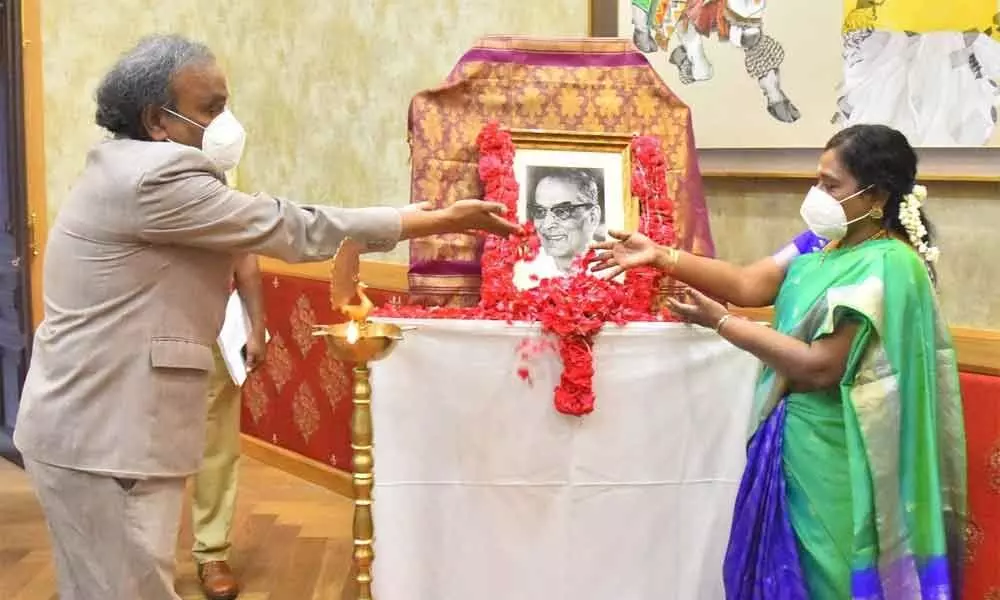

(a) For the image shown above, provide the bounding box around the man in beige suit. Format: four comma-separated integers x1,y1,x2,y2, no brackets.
13,34,517,600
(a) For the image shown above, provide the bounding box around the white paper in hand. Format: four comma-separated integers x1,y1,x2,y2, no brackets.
216,291,269,386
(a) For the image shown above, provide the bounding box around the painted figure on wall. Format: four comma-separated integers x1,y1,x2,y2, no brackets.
836,0,1000,145
630,0,801,123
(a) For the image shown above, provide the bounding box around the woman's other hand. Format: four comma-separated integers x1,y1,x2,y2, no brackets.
665,288,729,330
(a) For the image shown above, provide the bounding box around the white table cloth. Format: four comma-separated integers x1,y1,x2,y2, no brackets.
369,319,760,600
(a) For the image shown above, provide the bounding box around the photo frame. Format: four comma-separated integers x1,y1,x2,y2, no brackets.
508,129,638,288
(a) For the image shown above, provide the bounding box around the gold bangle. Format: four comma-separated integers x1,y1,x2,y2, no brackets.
715,313,732,333
661,247,680,273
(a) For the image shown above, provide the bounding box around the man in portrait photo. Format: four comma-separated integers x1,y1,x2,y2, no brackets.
530,165,606,264
513,166,606,289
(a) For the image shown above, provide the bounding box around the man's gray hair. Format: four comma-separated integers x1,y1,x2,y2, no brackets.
528,166,603,209
555,169,600,207
95,34,215,140
532,167,601,207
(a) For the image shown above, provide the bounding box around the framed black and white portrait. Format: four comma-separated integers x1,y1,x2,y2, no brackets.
509,130,637,289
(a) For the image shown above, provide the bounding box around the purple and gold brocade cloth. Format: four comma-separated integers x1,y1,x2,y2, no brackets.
407,36,716,307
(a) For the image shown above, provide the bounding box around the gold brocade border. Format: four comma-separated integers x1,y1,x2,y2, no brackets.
258,259,1000,376
474,35,636,54
408,274,481,292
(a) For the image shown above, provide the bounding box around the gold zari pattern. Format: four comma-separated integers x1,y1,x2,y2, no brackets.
407,36,715,306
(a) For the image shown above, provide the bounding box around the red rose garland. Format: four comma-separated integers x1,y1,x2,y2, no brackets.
625,135,677,315
378,121,677,416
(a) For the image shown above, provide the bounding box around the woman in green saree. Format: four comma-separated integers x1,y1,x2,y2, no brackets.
591,124,966,599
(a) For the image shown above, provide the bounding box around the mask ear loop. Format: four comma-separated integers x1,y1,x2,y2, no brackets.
858,184,881,221
160,106,206,130
837,183,874,205
841,185,881,227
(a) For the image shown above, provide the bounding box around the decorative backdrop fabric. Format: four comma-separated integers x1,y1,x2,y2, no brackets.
368,319,758,599
407,36,715,307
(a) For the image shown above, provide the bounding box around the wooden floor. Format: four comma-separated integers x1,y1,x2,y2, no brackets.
0,456,355,599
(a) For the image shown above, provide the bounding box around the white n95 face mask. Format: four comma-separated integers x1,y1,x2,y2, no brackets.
799,185,873,241
162,107,247,173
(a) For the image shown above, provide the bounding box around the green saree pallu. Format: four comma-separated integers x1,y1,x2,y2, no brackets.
633,0,655,13
723,238,967,599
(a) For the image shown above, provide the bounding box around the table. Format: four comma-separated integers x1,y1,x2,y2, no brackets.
369,319,760,600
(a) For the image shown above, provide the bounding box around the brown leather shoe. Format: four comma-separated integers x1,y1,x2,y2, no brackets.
198,560,240,600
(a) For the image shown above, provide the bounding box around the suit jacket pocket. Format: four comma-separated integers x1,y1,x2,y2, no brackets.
149,337,214,371
146,338,214,472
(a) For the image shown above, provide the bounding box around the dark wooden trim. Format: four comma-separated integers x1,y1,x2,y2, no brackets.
2,1,29,255
3,1,33,326
0,427,22,467
589,0,618,37
0,0,34,438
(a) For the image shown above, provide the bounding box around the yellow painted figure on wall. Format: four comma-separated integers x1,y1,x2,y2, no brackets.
630,0,800,124
846,0,995,33
836,0,1000,145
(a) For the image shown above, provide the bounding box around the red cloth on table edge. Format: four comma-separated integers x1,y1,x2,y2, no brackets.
959,371,1000,599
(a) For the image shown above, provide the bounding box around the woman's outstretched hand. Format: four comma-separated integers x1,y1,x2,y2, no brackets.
665,288,729,330
589,230,661,279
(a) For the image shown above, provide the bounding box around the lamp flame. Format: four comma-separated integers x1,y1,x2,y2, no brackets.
345,320,360,344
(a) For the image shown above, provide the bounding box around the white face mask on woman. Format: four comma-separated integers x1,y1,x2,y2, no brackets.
799,184,874,241
161,107,246,172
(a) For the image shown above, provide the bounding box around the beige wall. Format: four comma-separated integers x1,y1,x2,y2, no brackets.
41,0,590,264
40,1,998,328
706,178,1000,329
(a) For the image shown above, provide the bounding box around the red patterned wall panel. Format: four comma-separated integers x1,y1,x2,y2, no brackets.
239,272,407,471
961,373,1000,599
244,271,1000,595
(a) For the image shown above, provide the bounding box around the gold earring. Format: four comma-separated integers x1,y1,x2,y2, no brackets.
871,206,884,220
